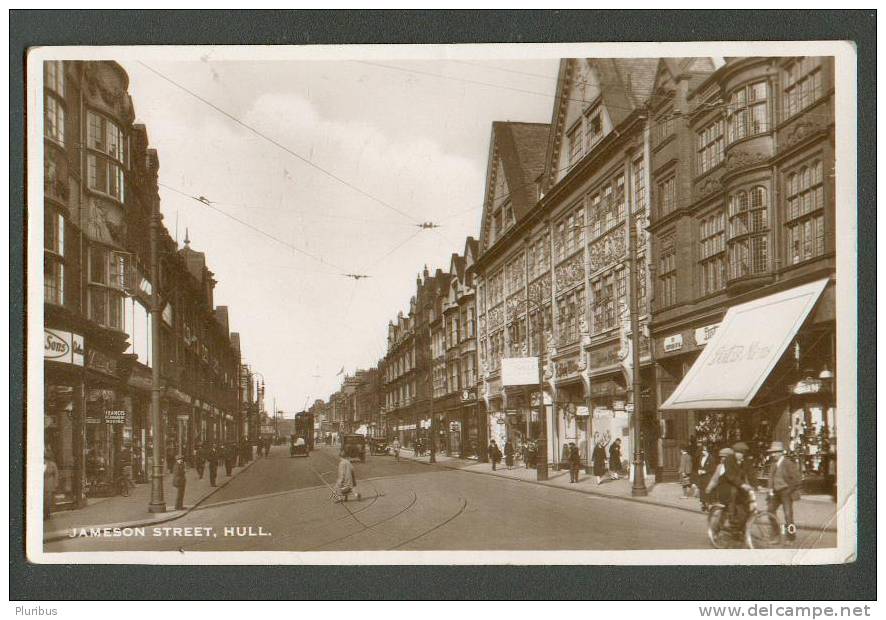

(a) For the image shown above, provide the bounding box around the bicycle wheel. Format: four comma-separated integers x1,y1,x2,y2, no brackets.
746,510,782,549
707,505,731,549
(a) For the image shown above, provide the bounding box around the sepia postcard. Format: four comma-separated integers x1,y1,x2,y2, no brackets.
24,40,858,565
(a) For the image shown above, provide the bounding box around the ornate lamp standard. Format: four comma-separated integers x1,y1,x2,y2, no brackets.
148,194,165,513
516,295,550,482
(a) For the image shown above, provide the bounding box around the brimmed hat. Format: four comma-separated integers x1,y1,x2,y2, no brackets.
767,441,785,453
718,447,734,457
732,441,750,453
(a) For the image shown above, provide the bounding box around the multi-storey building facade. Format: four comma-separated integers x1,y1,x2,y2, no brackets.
653,57,837,488
42,60,249,510
382,268,442,448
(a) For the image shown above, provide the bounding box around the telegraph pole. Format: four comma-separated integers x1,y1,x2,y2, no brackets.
148,195,166,513
428,324,436,464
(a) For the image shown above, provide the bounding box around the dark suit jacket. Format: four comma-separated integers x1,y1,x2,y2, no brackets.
769,457,802,496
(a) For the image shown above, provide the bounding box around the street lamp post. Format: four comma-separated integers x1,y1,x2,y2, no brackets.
532,299,548,482
148,196,166,513
626,160,648,498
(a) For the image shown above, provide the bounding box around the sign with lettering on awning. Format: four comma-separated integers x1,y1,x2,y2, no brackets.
661,279,829,410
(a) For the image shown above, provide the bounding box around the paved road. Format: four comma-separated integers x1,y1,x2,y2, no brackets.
46,444,836,552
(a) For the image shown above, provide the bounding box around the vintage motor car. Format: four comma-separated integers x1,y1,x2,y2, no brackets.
339,434,367,462
369,438,390,455
290,434,309,457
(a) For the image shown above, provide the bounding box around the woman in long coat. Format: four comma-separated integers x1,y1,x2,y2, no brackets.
592,440,608,484
609,438,623,480
504,441,515,469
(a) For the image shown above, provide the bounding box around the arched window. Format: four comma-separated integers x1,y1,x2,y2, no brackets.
727,186,769,279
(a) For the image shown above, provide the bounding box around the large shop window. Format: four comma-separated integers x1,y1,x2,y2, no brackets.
86,110,126,201
785,160,826,265
727,187,770,279
783,57,823,119
44,210,65,305
88,245,128,330
699,211,726,295
727,81,769,143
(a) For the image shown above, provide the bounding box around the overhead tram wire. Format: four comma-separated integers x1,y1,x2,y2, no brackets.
157,183,350,276
138,62,422,227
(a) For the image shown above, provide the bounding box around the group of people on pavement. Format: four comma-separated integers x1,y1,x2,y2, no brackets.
679,439,802,540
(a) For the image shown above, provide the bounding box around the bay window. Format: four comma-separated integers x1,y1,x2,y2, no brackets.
658,236,677,309
88,245,128,330
727,82,769,143
86,110,126,201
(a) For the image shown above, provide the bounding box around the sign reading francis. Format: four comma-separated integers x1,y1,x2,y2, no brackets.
501,357,540,386
660,279,829,410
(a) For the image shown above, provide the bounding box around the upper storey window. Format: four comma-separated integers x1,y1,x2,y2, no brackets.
86,111,126,202
727,186,770,279
44,62,65,146
566,104,605,170
697,119,725,175
726,82,768,143
783,57,824,119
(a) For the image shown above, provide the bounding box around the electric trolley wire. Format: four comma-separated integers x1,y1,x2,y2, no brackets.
158,182,350,275
139,61,422,226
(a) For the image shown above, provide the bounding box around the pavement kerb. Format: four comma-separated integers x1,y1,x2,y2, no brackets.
43,457,260,544
399,453,837,534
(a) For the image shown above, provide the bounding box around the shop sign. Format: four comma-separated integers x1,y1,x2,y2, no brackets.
694,323,721,347
461,389,475,402
792,378,823,395
590,379,622,398
44,328,85,366
593,407,613,418
177,414,190,421
449,422,461,432
86,348,116,377
105,410,126,424
501,357,539,386
575,405,590,417
85,417,102,424
663,334,684,352
613,400,625,411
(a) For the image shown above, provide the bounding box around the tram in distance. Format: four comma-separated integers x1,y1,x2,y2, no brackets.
290,413,315,455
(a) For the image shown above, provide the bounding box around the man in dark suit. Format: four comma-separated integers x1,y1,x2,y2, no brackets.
766,441,802,540
696,445,716,512
723,442,755,529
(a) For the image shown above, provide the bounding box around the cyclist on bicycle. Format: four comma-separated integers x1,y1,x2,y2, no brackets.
722,442,757,531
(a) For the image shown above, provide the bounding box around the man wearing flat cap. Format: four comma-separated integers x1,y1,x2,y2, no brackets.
723,442,756,529
766,441,801,540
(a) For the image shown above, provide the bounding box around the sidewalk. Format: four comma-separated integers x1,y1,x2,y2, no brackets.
43,456,258,543
397,448,838,533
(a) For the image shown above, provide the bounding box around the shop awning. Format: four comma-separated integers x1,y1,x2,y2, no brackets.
660,279,829,410
355,425,368,436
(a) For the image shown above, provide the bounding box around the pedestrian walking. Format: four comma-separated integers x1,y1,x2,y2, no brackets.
172,455,187,510
766,441,801,540
488,440,502,471
263,437,270,458
391,437,401,462
568,442,581,483
608,438,623,480
678,445,694,499
207,444,218,487
592,440,607,484
331,453,360,503
696,445,716,511
165,441,176,474
504,440,515,470
44,449,58,521
195,442,206,479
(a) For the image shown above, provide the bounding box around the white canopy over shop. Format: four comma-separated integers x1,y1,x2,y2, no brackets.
661,279,829,410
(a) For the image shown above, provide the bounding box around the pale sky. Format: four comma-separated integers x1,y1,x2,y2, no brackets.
122,55,560,415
